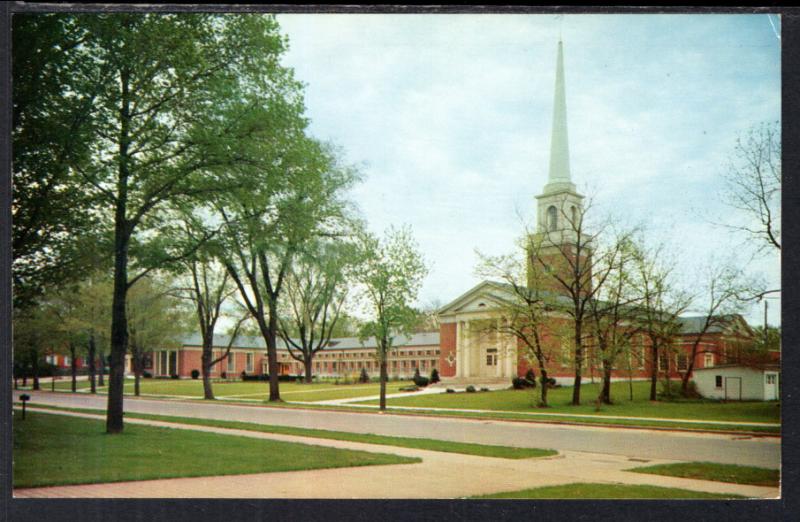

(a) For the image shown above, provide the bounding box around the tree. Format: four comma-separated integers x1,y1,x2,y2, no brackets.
587,235,642,404
12,14,103,309
126,276,187,396
278,241,356,383
629,241,691,401
527,197,628,405
13,304,61,391
677,263,756,396
216,136,358,402
38,13,304,433
357,227,428,411
720,121,781,253
475,242,556,408
177,255,239,399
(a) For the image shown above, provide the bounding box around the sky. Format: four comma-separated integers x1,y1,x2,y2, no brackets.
275,13,782,327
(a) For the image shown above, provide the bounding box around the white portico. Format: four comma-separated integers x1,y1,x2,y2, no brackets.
437,281,519,382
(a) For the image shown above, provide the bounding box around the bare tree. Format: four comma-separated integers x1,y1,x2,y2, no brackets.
678,263,758,396
278,241,354,383
721,121,781,253
527,196,627,406
475,240,556,407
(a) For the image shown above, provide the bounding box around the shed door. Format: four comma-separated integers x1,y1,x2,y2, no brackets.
725,377,742,401
765,373,778,400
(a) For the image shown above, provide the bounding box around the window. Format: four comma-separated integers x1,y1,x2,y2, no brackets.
486,348,498,366
570,205,577,226
227,352,235,373
547,205,558,231
766,374,776,385
703,353,714,368
658,352,669,372
676,354,688,372
246,353,254,373
715,375,723,388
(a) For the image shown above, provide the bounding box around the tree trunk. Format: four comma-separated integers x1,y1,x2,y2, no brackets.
599,363,612,405
649,342,658,401
32,352,40,391
134,370,140,396
539,368,549,408
70,343,77,392
304,358,313,384
572,326,582,405
106,64,132,435
88,332,97,394
680,355,695,397
379,354,388,411
98,354,105,387
265,298,281,402
202,338,215,400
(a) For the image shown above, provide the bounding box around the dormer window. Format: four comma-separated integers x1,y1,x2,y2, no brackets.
547,205,558,231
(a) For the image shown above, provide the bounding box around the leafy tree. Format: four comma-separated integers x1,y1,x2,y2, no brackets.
278,241,358,383
126,276,188,396
628,241,691,401
31,13,305,433
357,226,428,411
12,14,103,308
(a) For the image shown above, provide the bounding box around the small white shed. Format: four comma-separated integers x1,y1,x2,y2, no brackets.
692,364,780,401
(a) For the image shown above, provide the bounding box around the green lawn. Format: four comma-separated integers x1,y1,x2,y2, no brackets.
19,403,557,460
360,381,780,424
631,462,779,487
471,483,746,499
13,411,419,488
28,378,415,402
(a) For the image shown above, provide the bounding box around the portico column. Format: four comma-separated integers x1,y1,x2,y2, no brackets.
497,318,503,378
463,321,471,378
505,328,516,378
456,321,463,378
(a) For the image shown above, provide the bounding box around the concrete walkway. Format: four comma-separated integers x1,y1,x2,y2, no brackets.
13,407,779,499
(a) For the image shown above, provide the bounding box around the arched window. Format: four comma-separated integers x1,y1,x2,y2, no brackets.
547,205,558,231
570,205,577,226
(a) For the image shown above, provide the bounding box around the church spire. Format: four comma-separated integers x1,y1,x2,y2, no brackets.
544,39,574,193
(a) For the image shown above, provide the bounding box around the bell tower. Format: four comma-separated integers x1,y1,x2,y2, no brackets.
528,40,590,292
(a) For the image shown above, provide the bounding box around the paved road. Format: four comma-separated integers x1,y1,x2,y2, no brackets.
14,390,781,469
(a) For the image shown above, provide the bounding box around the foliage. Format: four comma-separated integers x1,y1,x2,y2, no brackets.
191,369,200,380
466,385,477,393
430,368,440,384
357,226,428,410
359,368,370,383
413,375,430,387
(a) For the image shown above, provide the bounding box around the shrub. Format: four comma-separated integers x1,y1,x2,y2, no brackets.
480,387,489,392
170,373,179,380
399,385,419,392
221,371,227,379
681,380,701,399
446,388,456,393
190,369,200,380
143,371,153,379
413,367,421,380
512,377,528,390
430,368,440,384
658,379,680,399
524,368,536,384
413,374,430,387
359,368,370,383
465,385,476,393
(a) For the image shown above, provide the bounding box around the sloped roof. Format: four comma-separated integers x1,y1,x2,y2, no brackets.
178,331,440,351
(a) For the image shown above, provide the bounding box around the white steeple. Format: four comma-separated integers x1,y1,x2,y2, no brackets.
535,39,583,233
543,39,576,195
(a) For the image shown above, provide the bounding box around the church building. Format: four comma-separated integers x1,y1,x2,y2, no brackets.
434,41,760,385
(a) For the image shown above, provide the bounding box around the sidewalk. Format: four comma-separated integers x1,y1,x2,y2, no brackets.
13,407,779,499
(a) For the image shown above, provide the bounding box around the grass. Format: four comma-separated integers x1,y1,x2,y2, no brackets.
631,462,779,487
19,403,557,460
27,379,416,402
358,381,780,424
471,482,746,499
12,410,419,488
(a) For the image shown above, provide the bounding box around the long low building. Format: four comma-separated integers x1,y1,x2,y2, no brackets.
139,332,441,380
